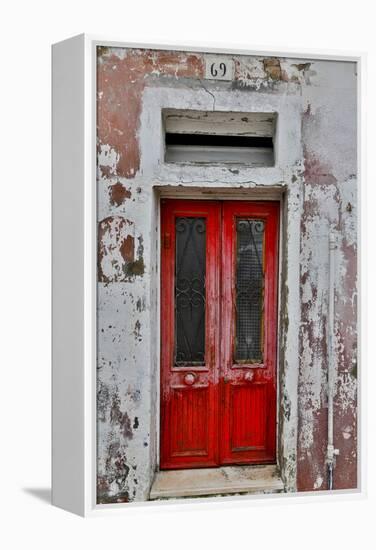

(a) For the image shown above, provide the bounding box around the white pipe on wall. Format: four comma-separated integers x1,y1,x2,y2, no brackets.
327,231,339,489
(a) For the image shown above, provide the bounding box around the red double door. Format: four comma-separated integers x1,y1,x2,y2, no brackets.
160,200,279,469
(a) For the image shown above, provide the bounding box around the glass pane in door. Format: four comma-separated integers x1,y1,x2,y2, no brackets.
235,219,265,362
175,217,206,365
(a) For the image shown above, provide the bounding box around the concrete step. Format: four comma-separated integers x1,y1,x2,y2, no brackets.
150,464,284,500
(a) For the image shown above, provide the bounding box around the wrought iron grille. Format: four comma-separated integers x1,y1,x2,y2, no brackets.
235,219,265,362
175,217,206,365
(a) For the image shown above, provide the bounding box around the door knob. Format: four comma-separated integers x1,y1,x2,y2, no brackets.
244,371,254,382
184,373,196,386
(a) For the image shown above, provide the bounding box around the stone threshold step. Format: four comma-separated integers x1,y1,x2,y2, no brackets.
150,464,284,500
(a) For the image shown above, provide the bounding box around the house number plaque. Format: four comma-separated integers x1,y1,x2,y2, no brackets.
204,57,234,81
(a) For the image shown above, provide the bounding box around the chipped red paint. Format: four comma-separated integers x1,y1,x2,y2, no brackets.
97,48,204,179
97,216,135,282
97,215,145,282
333,406,357,489
109,181,131,206
119,235,134,263
303,148,338,185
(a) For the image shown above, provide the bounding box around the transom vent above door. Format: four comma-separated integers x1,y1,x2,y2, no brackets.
163,109,276,166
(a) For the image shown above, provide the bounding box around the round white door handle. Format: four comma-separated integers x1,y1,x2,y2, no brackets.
184,373,196,385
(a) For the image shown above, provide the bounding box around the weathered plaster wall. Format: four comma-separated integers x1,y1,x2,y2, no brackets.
96,47,357,503
298,62,357,490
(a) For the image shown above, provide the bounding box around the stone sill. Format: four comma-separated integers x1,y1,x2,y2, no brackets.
150,464,284,500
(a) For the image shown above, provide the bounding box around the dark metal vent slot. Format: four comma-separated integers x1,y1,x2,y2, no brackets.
164,109,276,165
166,133,273,149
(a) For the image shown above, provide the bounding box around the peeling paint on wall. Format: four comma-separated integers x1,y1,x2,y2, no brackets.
297,73,357,490
96,46,357,503
98,216,145,282
97,48,204,180
109,181,132,206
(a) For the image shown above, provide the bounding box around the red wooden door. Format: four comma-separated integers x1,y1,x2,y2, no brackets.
160,199,279,470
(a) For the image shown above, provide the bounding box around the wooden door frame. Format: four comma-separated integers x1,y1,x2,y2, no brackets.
152,185,301,494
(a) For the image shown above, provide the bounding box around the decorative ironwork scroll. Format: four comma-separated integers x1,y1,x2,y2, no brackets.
175,217,206,365
235,219,265,362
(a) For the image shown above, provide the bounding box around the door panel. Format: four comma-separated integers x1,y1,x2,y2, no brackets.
230,383,267,451
160,200,220,469
160,199,279,469
170,387,209,457
220,201,279,464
